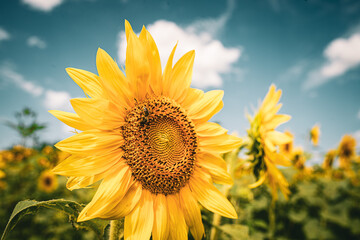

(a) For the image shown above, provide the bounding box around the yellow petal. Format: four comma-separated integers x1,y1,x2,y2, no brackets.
152,194,169,240
139,26,162,97
126,25,150,101
103,181,142,219
52,150,123,177
266,149,292,167
189,170,237,219
124,189,154,240
197,151,232,185
66,68,105,98
263,114,291,130
187,90,224,124
166,194,188,240
264,138,276,152
66,174,104,190
248,173,267,189
181,88,204,110
96,48,133,107
195,122,227,138
167,50,195,102
163,43,178,92
78,164,133,221
199,133,242,154
262,103,282,123
49,110,92,131
55,130,123,155
70,98,109,128
266,131,292,145
179,185,205,240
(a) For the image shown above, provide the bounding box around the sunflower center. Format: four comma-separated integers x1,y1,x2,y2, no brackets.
121,97,198,195
44,176,52,186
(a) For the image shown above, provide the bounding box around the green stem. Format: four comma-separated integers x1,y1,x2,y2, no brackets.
109,219,123,240
268,199,276,240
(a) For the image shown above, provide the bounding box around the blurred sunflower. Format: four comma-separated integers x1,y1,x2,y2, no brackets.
38,170,58,193
338,135,357,170
50,20,241,240
246,85,292,200
279,130,293,157
292,147,306,170
322,149,336,170
310,125,320,147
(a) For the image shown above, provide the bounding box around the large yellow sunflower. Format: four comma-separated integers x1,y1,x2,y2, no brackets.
247,85,292,200
50,20,241,240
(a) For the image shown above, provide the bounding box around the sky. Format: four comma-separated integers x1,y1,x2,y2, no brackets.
0,0,359,164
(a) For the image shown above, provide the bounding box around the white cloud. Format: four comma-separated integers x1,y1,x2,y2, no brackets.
117,1,241,88
0,28,10,42
27,36,47,49
0,64,44,96
0,63,73,112
303,33,360,90
43,90,72,111
22,0,63,12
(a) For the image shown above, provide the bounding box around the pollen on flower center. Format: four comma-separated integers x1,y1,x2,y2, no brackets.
121,97,198,195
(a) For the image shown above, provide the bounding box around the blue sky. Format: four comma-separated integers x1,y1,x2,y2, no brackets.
0,0,359,164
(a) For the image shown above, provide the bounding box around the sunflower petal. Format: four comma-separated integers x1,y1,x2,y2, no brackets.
196,122,228,138
167,194,188,240
78,164,132,221
263,114,291,130
104,181,142,219
96,48,132,107
163,43,178,91
189,170,237,219
52,150,123,177
187,90,224,124
139,27,162,96
70,98,109,128
168,50,195,102
197,151,233,185
124,189,154,240
152,194,169,240
49,110,92,131
199,133,242,153
66,68,105,98
266,131,292,145
55,130,123,155
126,25,150,101
180,185,205,240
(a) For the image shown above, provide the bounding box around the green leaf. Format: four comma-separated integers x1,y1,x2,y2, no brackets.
218,224,249,240
1,199,109,240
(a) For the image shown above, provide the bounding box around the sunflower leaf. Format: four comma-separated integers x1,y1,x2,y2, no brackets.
1,199,109,240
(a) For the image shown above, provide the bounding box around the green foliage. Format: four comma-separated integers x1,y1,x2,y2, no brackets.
1,199,109,240
3,107,46,147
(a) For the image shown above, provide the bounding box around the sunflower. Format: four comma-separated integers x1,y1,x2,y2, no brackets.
279,130,293,156
247,85,292,200
322,149,336,170
310,125,320,147
50,20,241,240
338,135,357,170
38,170,58,193
291,147,306,170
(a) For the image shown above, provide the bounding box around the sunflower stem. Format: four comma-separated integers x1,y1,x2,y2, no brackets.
109,219,123,240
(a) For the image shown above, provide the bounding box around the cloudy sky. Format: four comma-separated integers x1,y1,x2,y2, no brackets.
0,0,359,164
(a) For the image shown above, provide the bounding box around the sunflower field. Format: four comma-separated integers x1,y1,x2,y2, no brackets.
1,20,360,240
